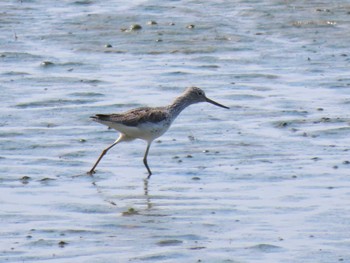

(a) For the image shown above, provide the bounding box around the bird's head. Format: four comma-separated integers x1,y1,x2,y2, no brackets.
184,87,229,109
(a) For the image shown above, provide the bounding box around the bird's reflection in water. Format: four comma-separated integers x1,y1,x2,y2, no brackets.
88,172,153,210
143,178,152,210
89,175,117,206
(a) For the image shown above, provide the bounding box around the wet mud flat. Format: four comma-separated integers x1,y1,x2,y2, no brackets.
1,0,350,262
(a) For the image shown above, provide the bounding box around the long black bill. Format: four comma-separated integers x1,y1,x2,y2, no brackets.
206,97,229,109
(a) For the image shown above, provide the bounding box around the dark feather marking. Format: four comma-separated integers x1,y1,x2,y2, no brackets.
91,107,169,127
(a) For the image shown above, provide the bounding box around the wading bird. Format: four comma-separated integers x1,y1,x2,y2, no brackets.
88,87,229,178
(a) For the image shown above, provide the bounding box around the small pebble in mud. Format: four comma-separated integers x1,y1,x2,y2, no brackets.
186,154,193,158
147,20,157,25
40,61,54,67
189,246,206,250
20,176,31,184
333,165,339,169
104,43,112,48
122,207,139,216
169,22,175,26
79,139,86,143
188,135,195,141
157,239,183,246
39,177,55,183
343,160,350,165
317,108,324,111
192,177,200,180
186,24,195,29
278,122,289,127
130,24,142,31
58,241,68,247
321,117,331,122
316,8,330,12
155,39,163,42
203,150,209,153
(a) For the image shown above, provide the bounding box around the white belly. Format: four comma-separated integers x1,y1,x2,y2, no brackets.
108,119,171,142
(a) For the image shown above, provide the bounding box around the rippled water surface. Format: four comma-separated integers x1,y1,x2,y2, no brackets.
2,0,350,262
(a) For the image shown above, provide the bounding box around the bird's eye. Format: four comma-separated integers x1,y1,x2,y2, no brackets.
198,91,203,96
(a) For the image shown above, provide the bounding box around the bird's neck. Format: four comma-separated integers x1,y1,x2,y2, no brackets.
168,95,193,118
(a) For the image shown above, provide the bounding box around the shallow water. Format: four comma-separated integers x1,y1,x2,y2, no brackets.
1,0,350,262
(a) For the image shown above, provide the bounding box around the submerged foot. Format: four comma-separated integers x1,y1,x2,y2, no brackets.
87,170,96,176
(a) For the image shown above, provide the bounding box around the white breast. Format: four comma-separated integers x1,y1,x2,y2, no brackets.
109,119,171,142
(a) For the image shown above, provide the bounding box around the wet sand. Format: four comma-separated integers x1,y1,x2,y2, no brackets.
1,1,350,262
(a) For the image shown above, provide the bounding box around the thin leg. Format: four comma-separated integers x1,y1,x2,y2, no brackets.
143,142,152,179
87,135,123,175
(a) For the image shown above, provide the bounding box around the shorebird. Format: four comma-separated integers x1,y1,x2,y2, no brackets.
88,87,229,178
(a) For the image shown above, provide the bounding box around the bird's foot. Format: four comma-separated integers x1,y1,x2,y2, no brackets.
87,170,96,176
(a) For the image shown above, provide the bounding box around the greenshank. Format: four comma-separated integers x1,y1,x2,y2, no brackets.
88,87,229,178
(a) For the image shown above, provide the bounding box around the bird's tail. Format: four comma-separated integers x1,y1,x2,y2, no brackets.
90,114,111,122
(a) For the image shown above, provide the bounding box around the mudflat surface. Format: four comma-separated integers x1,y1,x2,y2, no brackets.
1,1,350,262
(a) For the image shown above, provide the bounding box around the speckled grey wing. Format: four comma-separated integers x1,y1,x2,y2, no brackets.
91,107,169,127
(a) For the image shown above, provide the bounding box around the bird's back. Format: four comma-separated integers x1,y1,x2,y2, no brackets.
91,107,169,126
91,107,172,141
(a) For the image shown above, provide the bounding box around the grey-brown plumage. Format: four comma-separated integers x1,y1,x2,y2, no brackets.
88,87,229,178
91,107,169,127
